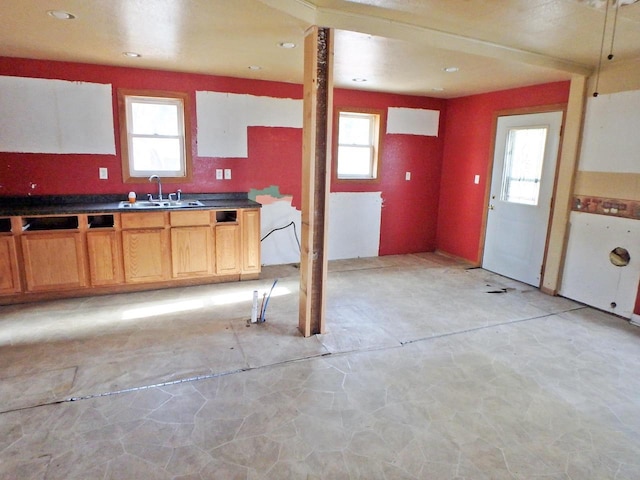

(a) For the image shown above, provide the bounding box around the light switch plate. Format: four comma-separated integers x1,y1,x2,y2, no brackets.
224,169,232,180
99,167,108,179
474,174,480,184
405,172,411,181
216,169,223,180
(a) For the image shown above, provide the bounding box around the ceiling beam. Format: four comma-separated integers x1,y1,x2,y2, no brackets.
258,0,593,76
258,0,317,24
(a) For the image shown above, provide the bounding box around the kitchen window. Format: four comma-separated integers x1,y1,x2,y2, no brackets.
118,90,192,183
335,108,383,181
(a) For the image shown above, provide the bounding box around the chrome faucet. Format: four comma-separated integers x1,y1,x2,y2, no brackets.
148,175,163,201
168,189,182,202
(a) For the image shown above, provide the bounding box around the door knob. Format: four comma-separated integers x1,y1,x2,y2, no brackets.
489,205,495,210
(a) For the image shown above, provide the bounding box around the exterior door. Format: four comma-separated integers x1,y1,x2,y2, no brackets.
482,111,563,287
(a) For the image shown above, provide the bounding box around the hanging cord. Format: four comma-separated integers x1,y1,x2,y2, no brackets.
260,221,301,252
608,0,621,60
593,0,611,97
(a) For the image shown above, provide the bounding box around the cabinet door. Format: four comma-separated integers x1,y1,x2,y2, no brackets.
215,224,241,274
87,231,124,286
122,229,170,283
21,232,87,291
241,209,261,273
171,226,214,278
0,236,21,294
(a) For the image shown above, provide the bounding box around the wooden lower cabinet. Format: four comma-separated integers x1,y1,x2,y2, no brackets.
0,236,21,294
122,229,170,283
215,224,241,274
241,209,261,273
171,226,214,278
2,207,261,303
87,231,124,286
21,232,87,292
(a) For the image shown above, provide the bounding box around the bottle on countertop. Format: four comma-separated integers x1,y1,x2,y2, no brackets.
128,191,136,203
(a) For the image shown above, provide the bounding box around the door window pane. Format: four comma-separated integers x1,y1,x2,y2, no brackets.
500,126,548,205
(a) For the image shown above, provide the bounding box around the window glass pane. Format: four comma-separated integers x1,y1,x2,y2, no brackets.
337,146,373,177
131,101,179,135
131,137,182,172
339,115,372,145
500,127,548,205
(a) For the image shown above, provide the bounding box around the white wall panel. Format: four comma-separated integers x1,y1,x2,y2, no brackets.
386,107,439,136
560,212,640,319
196,91,302,158
0,76,115,154
579,89,640,173
258,191,382,265
328,192,382,261
259,196,302,266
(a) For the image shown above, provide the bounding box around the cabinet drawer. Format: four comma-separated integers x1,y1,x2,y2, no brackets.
121,212,166,229
170,210,210,227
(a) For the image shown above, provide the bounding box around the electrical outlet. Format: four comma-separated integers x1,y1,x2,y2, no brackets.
99,167,108,179
216,169,223,180
405,172,411,181
224,169,232,180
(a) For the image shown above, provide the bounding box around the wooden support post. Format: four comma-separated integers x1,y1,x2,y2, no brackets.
541,74,587,295
299,26,333,337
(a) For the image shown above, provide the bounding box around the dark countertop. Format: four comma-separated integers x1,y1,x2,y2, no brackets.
0,193,261,216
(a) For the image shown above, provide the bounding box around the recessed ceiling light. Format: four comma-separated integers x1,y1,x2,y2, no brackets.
352,78,367,82
278,42,296,49
443,67,459,73
47,10,75,20
248,65,262,71
123,52,141,58
431,87,445,92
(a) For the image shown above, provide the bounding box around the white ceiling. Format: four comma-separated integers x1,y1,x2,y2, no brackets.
2,0,640,98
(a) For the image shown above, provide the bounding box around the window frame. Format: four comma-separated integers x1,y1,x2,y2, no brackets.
334,107,384,182
118,89,193,184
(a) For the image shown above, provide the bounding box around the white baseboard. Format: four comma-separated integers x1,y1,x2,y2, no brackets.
631,314,640,327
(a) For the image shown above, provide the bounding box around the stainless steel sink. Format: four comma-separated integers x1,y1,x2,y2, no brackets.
118,200,205,209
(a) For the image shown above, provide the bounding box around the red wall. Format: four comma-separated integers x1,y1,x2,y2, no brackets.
332,89,445,255
435,82,571,264
0,57,445,256
0,57,303,199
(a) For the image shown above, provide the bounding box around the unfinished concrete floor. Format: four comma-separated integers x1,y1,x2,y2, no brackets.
1,253,639,479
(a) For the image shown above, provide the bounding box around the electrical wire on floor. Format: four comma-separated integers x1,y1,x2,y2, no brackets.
261,221,301,252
